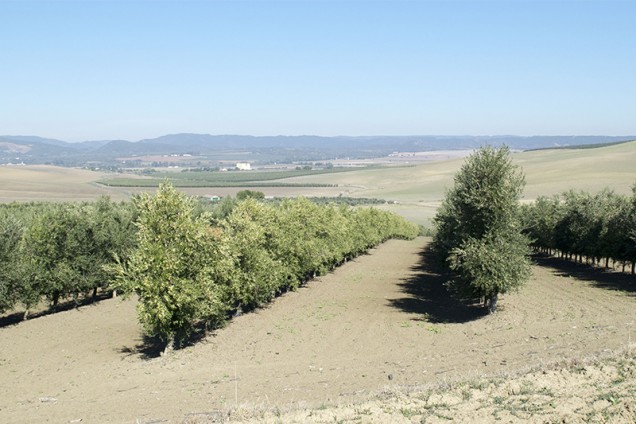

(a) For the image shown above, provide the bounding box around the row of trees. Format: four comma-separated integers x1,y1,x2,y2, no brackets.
0,198,136,318
433,146,532,313
432,145,635,316
0,188,418,336
109,184,419,353
521,187,636,273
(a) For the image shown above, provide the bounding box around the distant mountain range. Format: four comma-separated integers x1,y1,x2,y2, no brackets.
0,134,634,168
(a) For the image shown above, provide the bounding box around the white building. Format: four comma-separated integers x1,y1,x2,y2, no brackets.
236,162,252,171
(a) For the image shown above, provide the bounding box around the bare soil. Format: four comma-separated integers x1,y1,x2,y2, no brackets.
227,350,636,423
1,238,635,423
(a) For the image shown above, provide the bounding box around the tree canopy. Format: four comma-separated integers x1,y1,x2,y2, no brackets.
433,146,531,312
110,183,419,353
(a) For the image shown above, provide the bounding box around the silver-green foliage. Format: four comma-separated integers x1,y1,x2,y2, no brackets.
113,183,419,349
222,199,287,310
0,213,22,312
0,198,137,317
434,146,531,311
111,183,233,349
521,184,636,272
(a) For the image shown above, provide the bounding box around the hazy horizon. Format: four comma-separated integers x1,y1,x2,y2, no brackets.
3,133,636,145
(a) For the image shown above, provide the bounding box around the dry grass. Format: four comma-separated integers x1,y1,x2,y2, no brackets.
283,141,636,203
214,348,636,423
0,165,124,202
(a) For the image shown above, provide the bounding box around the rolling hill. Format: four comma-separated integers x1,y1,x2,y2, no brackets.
1,133,634,167
1,140,634,226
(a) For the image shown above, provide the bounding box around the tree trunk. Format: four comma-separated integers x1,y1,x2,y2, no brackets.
605,257,609,269
92,287,98,302
488,293,498,314
162,337,175,356
632,262,635,275
112,289,117,298
23,309,29,321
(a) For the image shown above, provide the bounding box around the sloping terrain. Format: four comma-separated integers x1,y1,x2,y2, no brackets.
226,350,636,423
1,238,635,423
3,134,632,165
282,140,636,225
1,141,634,227
282,140,636,201
0,165,121,202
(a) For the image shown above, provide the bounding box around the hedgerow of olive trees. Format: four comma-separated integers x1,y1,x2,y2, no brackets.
521,184,636,274
0,213,22,313
0,198,136,319
113,183,418,353
0,183,417,351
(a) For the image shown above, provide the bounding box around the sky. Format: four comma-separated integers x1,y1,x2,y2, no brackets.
1,0,635,142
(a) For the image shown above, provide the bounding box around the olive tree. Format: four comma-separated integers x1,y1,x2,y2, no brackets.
110,183,231,354
0,213,22,313
222,199,286,310
433,146,531,313
21,204,97,308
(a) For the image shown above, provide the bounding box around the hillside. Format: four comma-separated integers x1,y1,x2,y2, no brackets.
0,165,122,202
1,238,635,423
1,134,634,167
516,140,636,198
277,140,636,225
0,141,634,226
281,140,636,201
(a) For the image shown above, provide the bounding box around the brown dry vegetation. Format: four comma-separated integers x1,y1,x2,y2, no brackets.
1,238,635,423
223,351,636,423
3,142,634,227
0,165,124,202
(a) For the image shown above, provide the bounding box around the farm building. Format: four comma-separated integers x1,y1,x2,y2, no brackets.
236,162,252,170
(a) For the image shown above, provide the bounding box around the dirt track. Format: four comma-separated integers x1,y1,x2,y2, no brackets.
1,237,635,423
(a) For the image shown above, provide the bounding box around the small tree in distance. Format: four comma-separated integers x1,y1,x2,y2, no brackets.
236,190,265,201
433,146,531,313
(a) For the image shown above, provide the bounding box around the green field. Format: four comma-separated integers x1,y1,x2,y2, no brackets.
98,167,362,187
1,141,635,227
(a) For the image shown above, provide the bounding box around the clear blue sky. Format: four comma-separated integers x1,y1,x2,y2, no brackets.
1,0,634,142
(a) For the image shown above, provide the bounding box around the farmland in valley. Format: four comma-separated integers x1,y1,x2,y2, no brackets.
2,140,635,227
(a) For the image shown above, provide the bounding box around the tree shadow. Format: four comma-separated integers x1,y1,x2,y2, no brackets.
533,254,636,295
118,322,211,360
0,291,113,329
388,247,488,323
